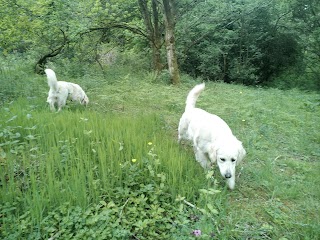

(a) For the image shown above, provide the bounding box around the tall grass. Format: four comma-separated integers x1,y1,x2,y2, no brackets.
0,101,207,220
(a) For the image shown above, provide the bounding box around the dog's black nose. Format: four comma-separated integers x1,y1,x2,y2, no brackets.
225,173,232,178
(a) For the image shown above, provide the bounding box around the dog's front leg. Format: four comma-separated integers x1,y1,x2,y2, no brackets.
49,102,55,112
194,147,210,168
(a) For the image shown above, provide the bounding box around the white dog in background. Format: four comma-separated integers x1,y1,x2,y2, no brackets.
45,69,89,112
178,83,246,189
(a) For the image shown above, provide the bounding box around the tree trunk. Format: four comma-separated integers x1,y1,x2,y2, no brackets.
151,0,164,72
162,0,180,84
138,0,163,72
152,39,163,72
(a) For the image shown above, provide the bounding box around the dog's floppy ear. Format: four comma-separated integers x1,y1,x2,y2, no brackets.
237,143,246,165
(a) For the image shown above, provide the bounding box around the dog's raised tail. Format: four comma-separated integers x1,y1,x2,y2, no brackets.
45,69,58,91
185,83,205,111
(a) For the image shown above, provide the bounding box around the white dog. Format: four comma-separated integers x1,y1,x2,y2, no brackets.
45,69,89,112
178,83,246,189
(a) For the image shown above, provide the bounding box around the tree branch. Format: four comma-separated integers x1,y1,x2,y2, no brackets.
84,23,150,41
35,29,69,74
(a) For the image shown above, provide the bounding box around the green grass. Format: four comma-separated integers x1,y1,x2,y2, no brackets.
0,65,319,239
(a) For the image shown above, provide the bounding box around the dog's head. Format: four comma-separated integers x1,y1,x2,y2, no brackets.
208,136,246,184
81,95,89,106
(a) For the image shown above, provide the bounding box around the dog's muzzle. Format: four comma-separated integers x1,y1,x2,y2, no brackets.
224,172,232,178
81,97,88,105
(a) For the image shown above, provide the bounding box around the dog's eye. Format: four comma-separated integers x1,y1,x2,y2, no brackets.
220,158,226,162
231,158,236,162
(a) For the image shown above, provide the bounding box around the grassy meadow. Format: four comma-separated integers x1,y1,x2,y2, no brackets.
0,65,319,239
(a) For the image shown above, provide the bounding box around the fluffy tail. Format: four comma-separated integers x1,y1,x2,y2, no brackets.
185,83,205,111
45,69,58,91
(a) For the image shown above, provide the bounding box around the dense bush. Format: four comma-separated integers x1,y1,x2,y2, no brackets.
177,4,304,88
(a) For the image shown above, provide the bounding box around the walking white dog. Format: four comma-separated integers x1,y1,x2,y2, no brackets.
45,69,89,112
178,83,246,189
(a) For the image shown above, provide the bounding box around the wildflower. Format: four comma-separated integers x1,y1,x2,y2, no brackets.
148,142,153,146
131,159,137,163
242,119,246,122
192,229,201,237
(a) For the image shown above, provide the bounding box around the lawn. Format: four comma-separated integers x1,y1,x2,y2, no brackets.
0,66,319,239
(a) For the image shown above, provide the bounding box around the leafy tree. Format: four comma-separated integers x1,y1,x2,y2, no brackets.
0,0,47,53
291,0,320,89
1,0,318,89
176,0,303,86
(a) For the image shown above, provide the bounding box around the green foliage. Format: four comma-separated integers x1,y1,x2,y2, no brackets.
1,0,319,89
290,0,320,90
0,55,46,105
0,157,200,239
177,0,303,87
0,90,221,238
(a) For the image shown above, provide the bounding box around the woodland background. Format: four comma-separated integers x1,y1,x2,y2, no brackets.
0,0,319,90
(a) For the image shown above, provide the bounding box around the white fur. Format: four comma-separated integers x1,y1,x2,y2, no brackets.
178,83,246,189
45,69,89,112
